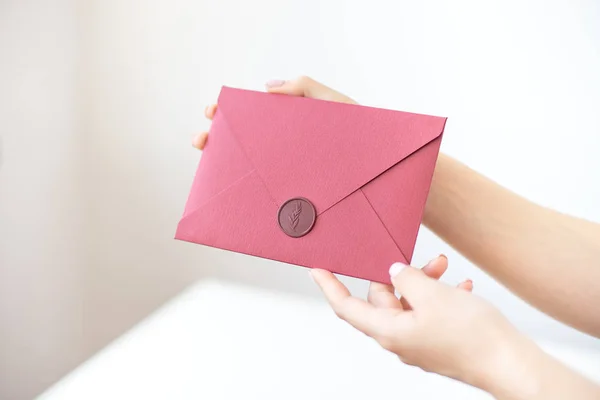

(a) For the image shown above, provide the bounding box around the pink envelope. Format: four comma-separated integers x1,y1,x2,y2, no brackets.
176,87,446,284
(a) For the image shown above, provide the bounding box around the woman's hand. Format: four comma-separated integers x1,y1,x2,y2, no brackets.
311,257,526,391
193,76,600,399
311,258,600,400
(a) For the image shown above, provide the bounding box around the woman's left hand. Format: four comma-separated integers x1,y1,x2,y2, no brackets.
310,256,530,395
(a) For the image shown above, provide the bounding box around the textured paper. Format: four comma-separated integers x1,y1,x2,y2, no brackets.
176,86,446,284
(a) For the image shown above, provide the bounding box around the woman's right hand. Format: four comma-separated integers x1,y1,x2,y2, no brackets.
192,77,516,395
193,76,600,400
190,77,600,399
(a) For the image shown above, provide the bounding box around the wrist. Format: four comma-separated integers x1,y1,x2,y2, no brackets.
475,331,543,399
423,153,461,229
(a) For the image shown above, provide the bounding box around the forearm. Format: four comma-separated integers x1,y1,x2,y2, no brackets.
481,336,600,400
476,336,600,400
424,154,600,336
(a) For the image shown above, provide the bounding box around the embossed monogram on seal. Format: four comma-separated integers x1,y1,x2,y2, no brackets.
278,197,316,238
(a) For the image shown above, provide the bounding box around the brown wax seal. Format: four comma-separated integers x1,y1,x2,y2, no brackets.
278,197,316,238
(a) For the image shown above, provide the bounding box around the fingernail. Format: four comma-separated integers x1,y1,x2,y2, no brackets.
424,254,444,268
389,262,407,278
266,79,286,88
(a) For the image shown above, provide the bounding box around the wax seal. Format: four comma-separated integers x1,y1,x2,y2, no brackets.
278,197,316,238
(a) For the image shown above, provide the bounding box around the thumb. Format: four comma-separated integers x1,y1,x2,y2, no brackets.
265,76,356,104
389,263,441,308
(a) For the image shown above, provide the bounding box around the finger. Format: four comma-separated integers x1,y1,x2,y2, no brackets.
400,255,448,310
204,104,217,120
367,282,401,309
266,76,356,104
310,269,392,338
389,263,441,308
421,254,448,280
457,279,473,292
370,256,448,309
192,132,208,150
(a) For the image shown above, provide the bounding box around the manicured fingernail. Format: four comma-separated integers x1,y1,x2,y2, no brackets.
266,79,286,88
389,262,407,278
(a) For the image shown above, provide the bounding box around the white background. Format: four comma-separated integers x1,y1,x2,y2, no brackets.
37,281,600,400
1,0,600,399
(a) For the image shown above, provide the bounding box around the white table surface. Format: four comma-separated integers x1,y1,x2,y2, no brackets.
40,280,600,400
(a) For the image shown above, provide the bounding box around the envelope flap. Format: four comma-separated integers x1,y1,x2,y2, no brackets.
218,86,446,214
